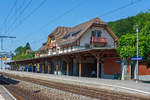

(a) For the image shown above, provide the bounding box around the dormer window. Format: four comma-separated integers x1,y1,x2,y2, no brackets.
72,29,81,36
92,30,101,37
63,33,70,39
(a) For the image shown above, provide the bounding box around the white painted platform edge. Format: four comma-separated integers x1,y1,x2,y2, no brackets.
2,86,17,100
0,95,5,100
2,70,150,96
53,77,150,95
27,72,150,95
94,82,150,95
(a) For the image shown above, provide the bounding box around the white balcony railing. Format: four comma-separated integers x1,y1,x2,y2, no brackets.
39,45,115,57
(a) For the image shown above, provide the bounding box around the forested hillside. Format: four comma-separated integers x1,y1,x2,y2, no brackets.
108,10,150,37
112,10,150,67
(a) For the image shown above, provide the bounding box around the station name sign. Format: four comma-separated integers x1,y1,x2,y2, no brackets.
131,57,143,61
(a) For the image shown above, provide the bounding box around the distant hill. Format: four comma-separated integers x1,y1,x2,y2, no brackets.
108,10,150,37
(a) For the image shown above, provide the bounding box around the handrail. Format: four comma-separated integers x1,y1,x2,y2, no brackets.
91,36,107,43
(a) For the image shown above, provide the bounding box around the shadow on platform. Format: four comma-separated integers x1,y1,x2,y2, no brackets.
0,74,20,85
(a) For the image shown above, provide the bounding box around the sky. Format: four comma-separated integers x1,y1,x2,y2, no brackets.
0,0,150,52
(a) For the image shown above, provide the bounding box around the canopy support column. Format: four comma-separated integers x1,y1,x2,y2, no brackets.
79,60,82,77
48,62,50,74
66,63,69,75
31,63,33,72
56,61,58,75
76,55,82,77
91,52,104,78
96,56,100,78
63,56,71,76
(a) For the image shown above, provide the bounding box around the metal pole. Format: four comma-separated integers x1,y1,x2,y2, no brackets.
1,57,3,70
136,27,139,83
1,38,3,70
1,38,3,50
0,36,16,70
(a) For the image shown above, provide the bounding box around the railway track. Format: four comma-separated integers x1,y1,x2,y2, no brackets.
0,76,54,100
1,73,149,100
0,79,24,100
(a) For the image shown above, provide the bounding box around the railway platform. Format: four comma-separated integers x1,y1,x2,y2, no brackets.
0,85,17,100
1,70,150,98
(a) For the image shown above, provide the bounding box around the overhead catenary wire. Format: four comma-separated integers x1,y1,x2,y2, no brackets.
36,0,88,33
5,0,33,35
2,0,47,50
4,0,18,35
21,0,88,45
19,0,32,17
25,0,142,38
7,0,47,35
0,0,46,67
28,0,143,48
1,0,32,36
19,0,26,10
0,0,17,35
98,0,143,17
7,0,144,51
0,0,32,54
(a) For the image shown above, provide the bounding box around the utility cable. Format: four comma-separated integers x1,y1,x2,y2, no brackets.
9,0,144,51
6,0,33,35
98,0,143,17
21,0,88,44
7,0,47,35
0,0,17,35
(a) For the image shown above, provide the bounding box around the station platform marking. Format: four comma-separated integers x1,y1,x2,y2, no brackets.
1,70,150,97
0,95,5,100
0,85,17,100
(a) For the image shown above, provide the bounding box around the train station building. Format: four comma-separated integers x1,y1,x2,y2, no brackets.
7,17,127,79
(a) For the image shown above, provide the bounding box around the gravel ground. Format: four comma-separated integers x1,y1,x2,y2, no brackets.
2,70,150,96
10,78,98,100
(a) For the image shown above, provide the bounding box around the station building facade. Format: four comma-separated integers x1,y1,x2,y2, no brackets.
8,17,124,79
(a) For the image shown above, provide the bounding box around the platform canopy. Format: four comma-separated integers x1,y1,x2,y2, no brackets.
6,48,118,65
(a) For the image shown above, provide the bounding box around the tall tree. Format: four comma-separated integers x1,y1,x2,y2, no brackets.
12,42,34,60
25,42,31,50
14,46,25,55
117,34,149,60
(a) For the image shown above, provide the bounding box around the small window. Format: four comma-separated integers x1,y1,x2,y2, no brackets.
72,30,81,36
92,30,101,37
63,33,70,39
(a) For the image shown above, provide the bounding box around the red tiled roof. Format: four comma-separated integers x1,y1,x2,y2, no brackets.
57,17,118,46
38,43,47,51
48,26,71,41
46,17,118,47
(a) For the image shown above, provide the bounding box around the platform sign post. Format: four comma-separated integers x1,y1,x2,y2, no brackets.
131,56,143,82
131,57,143,61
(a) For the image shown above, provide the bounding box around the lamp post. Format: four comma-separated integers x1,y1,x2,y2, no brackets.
136,27,139,83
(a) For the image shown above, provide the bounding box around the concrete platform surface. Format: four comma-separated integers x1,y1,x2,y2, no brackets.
0,85,17,100
1,70,150,97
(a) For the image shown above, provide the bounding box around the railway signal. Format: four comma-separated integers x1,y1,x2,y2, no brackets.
1,57,7,61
